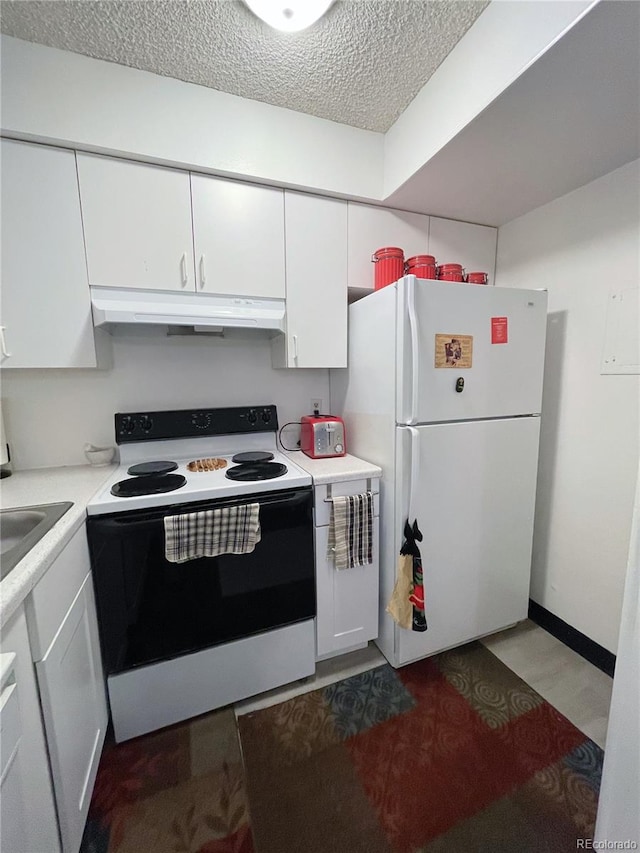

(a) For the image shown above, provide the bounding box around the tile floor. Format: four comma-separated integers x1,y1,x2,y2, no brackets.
235,620,613,749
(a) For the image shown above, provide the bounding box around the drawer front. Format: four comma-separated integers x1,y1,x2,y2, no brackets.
314,478,380,527
26,525,91,661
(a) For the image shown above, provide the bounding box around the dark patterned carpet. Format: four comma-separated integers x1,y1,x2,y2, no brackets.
81,708,254,853
82,642,603,852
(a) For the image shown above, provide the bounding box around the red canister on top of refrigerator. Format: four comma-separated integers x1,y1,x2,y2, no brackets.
372,247,404,290
437,263,465,282
466,271,489,285
405,255,437,280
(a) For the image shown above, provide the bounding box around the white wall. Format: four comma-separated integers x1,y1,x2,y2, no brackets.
0,331,328,470
0,35,383,200
495,159,640,653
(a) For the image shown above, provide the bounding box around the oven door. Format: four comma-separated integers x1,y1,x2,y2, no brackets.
87,487,314,674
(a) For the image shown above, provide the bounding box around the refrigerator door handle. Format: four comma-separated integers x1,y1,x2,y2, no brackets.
407,276,419,425
408,426,420,520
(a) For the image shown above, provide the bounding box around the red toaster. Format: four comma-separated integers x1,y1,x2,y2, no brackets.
300,415,346,459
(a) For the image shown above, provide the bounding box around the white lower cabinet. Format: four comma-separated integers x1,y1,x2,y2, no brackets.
23,524,108,853
314,478,380,659
0,608,61,853
35,574,108,853
0,656,29,853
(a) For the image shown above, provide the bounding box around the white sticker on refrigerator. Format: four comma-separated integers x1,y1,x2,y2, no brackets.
434,334,473,368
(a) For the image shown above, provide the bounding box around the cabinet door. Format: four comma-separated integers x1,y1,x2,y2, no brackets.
428,216,497,284
36,574,108,853
77,153,194,292
315,517,379,658
0,139,97,368
191,174,285,298
347,202,429,292
0,680,29,853
1,608,60,853
273,192,347,368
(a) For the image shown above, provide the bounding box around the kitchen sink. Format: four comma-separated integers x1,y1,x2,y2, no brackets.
0,502,73,581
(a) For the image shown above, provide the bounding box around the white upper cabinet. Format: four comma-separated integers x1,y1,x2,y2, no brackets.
0,139,97,368
191,175,286,299
347,202,430,292
273,192,347,369
428,216,497,283
77,153,194,292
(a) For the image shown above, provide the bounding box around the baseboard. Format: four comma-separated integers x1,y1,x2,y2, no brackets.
528,600,616,677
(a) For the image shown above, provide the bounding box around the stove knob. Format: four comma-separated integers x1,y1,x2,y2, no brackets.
139,416,153,433
248,410,258,425
192,412,212,430
261,410,272,423
121,416,136,435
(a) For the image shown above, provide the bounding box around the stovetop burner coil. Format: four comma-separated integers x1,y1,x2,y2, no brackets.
231,451,274,464
127,460,178,477
111,473,187,497
225,462,287,481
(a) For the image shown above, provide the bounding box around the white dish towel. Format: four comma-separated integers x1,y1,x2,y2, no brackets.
164,504,261,564
327,491,373,570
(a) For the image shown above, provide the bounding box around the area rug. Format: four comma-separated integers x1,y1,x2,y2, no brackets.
80,642,603,853
238,641,604,853
80,708,254,853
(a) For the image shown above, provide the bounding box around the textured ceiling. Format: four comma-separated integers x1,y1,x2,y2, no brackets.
0,0,489,132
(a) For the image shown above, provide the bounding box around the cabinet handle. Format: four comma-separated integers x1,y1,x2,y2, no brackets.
0,326,12,358
292,334,298,361
199,255,206,289
180,253,188,288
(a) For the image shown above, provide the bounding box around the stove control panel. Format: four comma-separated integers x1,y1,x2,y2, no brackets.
115,405,279,443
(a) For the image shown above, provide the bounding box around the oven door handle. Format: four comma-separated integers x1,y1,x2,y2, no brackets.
88,488,312,527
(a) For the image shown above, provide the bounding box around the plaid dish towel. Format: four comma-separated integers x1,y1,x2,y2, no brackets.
327,492,373,570
164,504,261,563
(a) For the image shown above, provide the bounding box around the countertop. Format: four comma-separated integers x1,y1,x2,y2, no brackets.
285,451,382,485
0,465,116,626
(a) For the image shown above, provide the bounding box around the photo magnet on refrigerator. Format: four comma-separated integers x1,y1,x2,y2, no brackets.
434,334,473,368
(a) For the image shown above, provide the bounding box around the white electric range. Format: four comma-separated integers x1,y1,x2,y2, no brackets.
86,405,316,742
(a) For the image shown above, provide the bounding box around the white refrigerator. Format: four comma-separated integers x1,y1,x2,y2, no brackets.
331,276,548,667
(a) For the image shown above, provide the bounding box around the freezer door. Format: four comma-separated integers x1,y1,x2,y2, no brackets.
396,278,547,424
394,418,540,667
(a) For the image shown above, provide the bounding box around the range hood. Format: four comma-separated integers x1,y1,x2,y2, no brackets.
90,287,286,333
